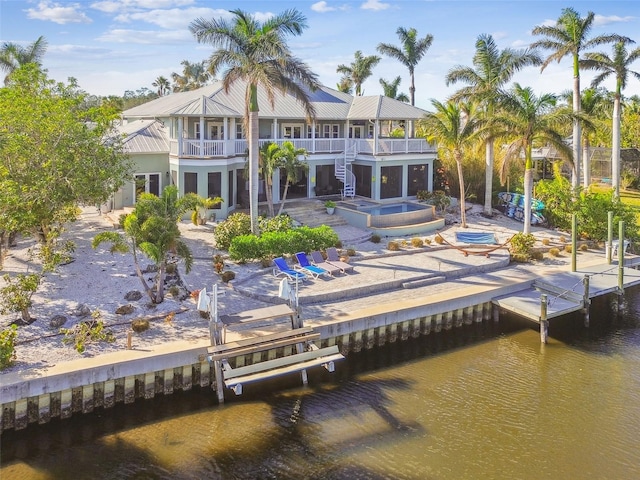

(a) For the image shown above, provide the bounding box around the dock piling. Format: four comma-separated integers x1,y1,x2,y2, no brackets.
583,275,590,327
540,294,548,344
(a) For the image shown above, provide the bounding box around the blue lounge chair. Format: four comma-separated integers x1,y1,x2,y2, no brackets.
273,257,307,281
294,252,329,279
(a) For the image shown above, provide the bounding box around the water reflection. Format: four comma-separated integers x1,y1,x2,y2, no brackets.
2,291,640,479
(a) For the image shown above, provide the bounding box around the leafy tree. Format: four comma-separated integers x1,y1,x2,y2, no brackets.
336,50,381,96
446,34,541,216
0,65,131,248
419,100,483,228
277,141,309,216
377,27,433,106
0,35,47,84
621,96,640,148
152,75,171,96
92,186,193,304
581,40,640,197
171,60,211,92
190,8,320,235
531,7,629,190
496,84,573,234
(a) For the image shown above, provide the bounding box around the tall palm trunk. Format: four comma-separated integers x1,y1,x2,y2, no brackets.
484,139,494,216
582,138,591,189
248,85,259,234
572,73,582,190
455,150,467,228
612,94,621,198
523,147,534,234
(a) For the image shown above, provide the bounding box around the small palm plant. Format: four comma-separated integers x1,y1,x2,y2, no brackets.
92,186,193,304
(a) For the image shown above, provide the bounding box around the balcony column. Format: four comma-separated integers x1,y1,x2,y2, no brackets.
405,119,409,152
177,117,184,157
273,119,278,141
223,117,229,156
312,122,316,153
200,113,205,155
229,118,236,155
374,120,379,155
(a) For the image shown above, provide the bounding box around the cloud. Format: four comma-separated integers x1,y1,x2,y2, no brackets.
311,1,335,13
594,14,635,26
113,7,274,30
91,0,194,14
97,28,193,44
361,0,389,11
491,31,508,41
26,1,92,24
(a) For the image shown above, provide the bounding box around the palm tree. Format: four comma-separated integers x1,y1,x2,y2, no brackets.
418,100,482,228
0,35,48,84
559,87,613,188
580,40,640,197
446,34,541,217
92,186,193,304
152,75,171,96
377,27,433,106
379,76,409,102
190,8,320,235
258,142,281,218
336,75,353,94
277,141,309,216
496,84,573,234
336,50,381,96
171,60,211,92
531,7,628,190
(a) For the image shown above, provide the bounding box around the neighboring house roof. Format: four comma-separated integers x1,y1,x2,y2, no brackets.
123,79,427,121
117,119,169,154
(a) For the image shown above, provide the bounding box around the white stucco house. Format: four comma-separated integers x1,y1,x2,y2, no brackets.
112,79,437,220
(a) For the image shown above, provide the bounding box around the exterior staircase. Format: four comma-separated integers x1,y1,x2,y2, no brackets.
281,200,348,228
335,145,356,199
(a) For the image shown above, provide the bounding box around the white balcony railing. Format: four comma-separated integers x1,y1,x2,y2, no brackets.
170,137,434,158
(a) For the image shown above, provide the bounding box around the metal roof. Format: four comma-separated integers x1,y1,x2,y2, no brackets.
123,80,426,121
117,119,169,154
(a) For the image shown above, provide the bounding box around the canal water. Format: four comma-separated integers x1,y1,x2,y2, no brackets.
2,292,639,479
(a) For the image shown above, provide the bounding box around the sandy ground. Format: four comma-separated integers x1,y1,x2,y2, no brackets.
0,204,579,377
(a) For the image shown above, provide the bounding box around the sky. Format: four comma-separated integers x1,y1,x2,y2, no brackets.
1,0,640,110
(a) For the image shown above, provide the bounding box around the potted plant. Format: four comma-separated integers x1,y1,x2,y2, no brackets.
324,200,336,215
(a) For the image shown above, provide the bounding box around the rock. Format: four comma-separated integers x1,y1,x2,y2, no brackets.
124,290,143,301
72,304,91,318
49,315,67,329
115,304,135,315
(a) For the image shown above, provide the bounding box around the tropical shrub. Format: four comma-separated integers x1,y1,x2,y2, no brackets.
0,325,18,369
214,213,252,250
61,315,115,353
387,241,400,251
131,318,150,333
370,234,381,244
220,271,235,283
411,237,424,248
549,247,561,257
510,233,536,258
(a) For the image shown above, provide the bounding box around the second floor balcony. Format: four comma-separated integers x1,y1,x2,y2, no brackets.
169,137,435,159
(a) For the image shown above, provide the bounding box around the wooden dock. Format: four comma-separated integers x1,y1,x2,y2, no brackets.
493,260,640,341
209,304,344,401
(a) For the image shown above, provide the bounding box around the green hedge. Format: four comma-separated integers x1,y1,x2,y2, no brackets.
214,213,294,250
228,225,339,262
